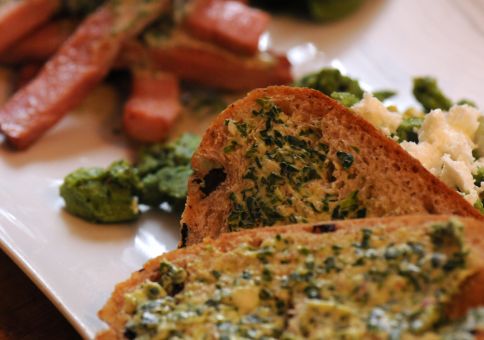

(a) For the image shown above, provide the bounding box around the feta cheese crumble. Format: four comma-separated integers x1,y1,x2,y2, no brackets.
352,95,484,206
352,93,402,135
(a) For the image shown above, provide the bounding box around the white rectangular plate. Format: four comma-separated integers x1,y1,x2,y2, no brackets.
1,1,483,338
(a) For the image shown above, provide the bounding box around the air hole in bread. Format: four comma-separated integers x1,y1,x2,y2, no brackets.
326,162,336,182
311,223,337,234
124,328,137,340
200,168,227,196
180,223,189,248
424,197,437,214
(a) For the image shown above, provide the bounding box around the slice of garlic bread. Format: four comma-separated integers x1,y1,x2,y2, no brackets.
98,215,484,339
181,86,482,246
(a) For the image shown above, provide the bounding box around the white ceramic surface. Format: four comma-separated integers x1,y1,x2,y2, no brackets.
1,0,483,338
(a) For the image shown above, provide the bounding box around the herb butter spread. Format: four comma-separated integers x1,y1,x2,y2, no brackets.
122,219,480,339
223,98,364,231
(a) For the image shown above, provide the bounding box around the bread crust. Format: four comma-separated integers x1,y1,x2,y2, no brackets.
98,215,484,339
181,86,483,246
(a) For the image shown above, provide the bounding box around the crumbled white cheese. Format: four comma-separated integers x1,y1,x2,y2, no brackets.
447,105,481,139
399,141,441,175
440,155,477,201
351,93,402,135
353,96,483,207
418,109,476,167
400,105,483,204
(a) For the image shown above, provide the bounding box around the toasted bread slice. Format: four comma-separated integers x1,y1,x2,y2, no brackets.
98,215,484,339
181,86,482,246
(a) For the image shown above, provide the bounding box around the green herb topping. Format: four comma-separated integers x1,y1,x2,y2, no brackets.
223,99,365,231
122,219,477,339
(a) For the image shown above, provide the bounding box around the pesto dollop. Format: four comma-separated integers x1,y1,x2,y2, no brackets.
60,161,140,223
295,67,395,108
295,68,364,100
412,77,453,113
60,133,201,223
137,133,201,209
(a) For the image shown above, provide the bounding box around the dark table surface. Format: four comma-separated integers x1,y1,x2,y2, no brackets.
0,249,81,339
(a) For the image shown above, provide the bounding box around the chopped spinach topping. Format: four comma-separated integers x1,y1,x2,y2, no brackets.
159,261,187,295
429,219,464,251
331,191,363,219
223,140,239,153
396,117,424,143
211,270,221,280
336,151,354,169
224,99,366,230
474,167,484,187
235,121,248,137
359,228,372,249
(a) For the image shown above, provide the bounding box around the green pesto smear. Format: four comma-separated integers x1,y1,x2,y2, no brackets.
122,219,481,339
60,133,201,223
224,98,364,231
